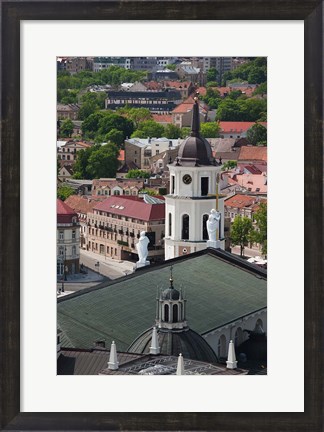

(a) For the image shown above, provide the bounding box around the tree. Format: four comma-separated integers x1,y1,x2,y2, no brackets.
253,82,267,96
139,188,158,196
86,143,120,179
73,144,101,179
221,160,237,171
216,97,267,122
126,169,150,179
180,127,191,138
78,100,98,120
57,185,75,201
81,111,134,141
97,113,134,140
251,202,267,256
105,128,124,147
118,107,152,129
200,122,220,138
131,120,164,139
207,67,219,83
247,123,267,146
164,124,182,139
230,215,254,257
60,119,74,138
165,64,176,71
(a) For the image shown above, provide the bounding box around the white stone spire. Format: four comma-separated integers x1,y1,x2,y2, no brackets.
108,340,119,370
149,327,160,355
226,340,238,369
176,353,185,375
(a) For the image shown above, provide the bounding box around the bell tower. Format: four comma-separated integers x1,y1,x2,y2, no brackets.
164,96,225,260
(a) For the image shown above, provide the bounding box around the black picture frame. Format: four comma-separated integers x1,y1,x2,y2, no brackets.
1,1,323,430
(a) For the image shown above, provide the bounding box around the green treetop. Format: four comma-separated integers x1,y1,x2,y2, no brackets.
230,215,254,257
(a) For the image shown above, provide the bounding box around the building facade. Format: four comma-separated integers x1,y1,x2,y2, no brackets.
105,90,182,114
86,195,165,262
57,199,80,277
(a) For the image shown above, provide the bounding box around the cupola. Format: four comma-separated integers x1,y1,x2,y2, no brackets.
176,95,213,166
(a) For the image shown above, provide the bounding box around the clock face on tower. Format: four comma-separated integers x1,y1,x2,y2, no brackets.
182,174,192,185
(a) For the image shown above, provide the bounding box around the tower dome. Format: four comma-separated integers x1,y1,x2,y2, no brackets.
176,97,213,166
127,267,218,363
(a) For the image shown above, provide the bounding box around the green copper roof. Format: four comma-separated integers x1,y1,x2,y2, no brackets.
57,250,267,351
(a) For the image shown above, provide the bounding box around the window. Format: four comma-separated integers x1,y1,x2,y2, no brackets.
164,304,169,322
59,246,64,256
59,231,64,240
181,214,189,240
168,213,172,237
72,246,76,256
72,230,76,239
171,175,175,194
201,177,209,196
172,304,178,323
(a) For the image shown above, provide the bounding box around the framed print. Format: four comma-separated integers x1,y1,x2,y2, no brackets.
1,1,323,431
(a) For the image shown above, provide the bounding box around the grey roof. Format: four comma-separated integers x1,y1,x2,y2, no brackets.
57,249,266,352
128,327,218,363
57,348,143,375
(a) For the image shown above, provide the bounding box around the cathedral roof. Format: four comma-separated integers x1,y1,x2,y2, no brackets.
57,249,266,352
128,327,218,363
175,97,213,166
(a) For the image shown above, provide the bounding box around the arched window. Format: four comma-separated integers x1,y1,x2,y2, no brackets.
164,304,169,322
202,214,209,240
234,327,243,347
168,213,172,237
182,214,189,240
218,334,227,359
255,318,264,332
172,304,178,323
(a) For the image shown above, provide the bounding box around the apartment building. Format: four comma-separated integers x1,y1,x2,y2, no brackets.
87,195,165,262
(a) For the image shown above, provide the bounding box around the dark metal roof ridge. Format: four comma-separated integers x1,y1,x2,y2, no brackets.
57,247,266,304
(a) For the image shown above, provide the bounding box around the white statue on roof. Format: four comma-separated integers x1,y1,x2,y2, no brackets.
207,208,221,242
136,231,150,268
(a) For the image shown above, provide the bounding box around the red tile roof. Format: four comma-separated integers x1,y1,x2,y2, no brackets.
219,122,267,134
196,86,207,96
65,195,103,215
57,198,78,223
172,97,208,114
238,146,267,162
225,194,267,209
118,150,125,161
151,114,173,123
144,81,163,91
225,194,258,209
164,80,192,90
93,196,165,222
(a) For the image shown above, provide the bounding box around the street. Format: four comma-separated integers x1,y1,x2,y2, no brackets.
80,249,135,279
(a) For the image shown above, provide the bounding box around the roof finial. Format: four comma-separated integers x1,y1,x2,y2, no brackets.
169,265,174,288
149,326,160,355
191,92,200,137
176,353,185,375
108,341,119,370
226,340,238,369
